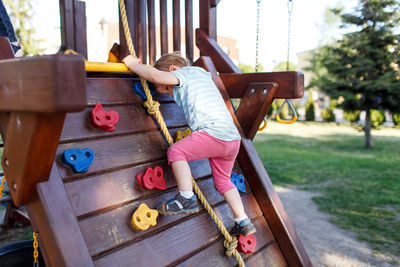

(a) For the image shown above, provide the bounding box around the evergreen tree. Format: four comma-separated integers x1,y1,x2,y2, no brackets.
308,0,400,148
305,89,316,121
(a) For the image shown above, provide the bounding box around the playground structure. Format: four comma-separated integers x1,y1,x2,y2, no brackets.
0,0,311,266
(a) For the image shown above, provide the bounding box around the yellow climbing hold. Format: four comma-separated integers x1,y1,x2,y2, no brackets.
175,128,192,142
131,203,158,231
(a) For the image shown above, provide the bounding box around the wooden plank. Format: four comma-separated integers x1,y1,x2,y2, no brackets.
65,158,211,217
245,243,288,267
91,191,262,264
196,28,241,73
85,78,173,105
119,0,135,60
160,0,168,55
235,82,278,140
79,176,231,256
175,216,280,266
55,131,168,180
147,0,156,65
185,0,194,63
2,112,66,206
26,166,93,267
135,0,147,63
0,54,87,113
60,103,187,142
59,0,75,49
220,72,304,99
173,0,181,51
74,0,88,59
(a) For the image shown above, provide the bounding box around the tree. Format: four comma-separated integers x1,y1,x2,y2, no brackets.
4,0,42,55
238,63,264,73
305,89,315,121
308,0,400,148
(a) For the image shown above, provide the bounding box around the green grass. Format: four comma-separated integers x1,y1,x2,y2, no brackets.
254,121,400,261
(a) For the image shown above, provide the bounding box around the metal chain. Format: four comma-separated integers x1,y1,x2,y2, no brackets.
255,0,261,72
286,0,293,71
0,176,6,198
33,232,39,267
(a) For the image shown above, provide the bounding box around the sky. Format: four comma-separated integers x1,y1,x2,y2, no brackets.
31,0,358,71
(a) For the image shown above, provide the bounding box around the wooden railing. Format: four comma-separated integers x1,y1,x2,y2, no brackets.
60,0,220,64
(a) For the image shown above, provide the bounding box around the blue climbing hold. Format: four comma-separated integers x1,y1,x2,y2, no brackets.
133,81,156,101
62,148,94,173
231,173,246,193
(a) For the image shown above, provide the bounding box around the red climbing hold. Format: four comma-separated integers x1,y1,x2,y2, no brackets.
90,103,119,131
237,234,257,254
136,166,167,190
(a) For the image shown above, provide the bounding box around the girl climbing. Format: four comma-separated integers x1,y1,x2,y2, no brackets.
123,53,256,236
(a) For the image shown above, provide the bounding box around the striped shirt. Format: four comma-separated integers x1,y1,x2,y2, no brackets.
172,66,241,141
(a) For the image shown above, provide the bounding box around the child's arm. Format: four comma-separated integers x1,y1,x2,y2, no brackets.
123,55,179,86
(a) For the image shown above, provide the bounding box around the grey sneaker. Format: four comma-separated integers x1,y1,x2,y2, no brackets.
233,218,256,236
157,193,199,215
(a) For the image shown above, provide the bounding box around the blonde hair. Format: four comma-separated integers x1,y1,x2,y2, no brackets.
154,52,190,71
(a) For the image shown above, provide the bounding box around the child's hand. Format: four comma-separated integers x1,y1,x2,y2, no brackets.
122,55,140,68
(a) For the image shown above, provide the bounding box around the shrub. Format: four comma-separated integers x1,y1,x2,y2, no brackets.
321,108,336,122
392,113,400,126
344,110,361,123
370,109,385,127
305,89,315,121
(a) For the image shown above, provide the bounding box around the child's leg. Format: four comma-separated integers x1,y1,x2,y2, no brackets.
171,160,192,191
223,187,246,219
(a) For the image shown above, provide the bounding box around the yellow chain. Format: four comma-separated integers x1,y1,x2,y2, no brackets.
118,1,244,265
0,176,6,198
33,232,39,264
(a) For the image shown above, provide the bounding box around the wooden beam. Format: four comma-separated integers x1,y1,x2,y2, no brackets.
220,72,304,99
185,0,194,63
160,0,168,55
147,0,156,65
196,28,241,73
73,0,88,58
2,112,66,206
173,0,181,51
135,0,147,64
26,168,94,267
0,54,87,112
59,0,75,49
199,0,216,40
235,82,278,140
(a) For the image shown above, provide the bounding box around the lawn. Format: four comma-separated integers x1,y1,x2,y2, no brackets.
254,121,400,262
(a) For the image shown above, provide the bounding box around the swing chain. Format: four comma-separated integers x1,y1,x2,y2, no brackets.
255,0,261,72
0,176,6,198
33,232,39,267
286,0,293,71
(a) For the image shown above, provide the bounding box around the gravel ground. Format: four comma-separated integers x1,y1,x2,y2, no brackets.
276,187,399,267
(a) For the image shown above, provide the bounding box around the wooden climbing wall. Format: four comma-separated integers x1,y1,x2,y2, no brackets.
28,75,288,266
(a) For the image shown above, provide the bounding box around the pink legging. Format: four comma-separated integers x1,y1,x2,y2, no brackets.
167,130,241,194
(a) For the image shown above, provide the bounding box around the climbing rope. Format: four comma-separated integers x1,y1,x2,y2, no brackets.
118,0,244,265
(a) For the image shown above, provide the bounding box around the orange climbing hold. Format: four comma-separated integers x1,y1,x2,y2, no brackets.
131,203,158,231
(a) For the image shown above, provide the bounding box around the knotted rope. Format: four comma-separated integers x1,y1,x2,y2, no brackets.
118,1,244,265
